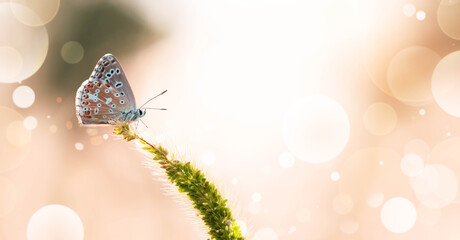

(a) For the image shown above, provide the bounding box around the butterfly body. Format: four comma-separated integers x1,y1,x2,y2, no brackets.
75,53,145,125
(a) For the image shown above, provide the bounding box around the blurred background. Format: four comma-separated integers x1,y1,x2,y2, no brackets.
2,0,460,239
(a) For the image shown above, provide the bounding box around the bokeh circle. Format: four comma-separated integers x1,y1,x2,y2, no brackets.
23,116,38,130
27,204,84,240
254,227,278,240
380,197,416,233
437,0,460,40
411,164,458,208
363,102,397,136
0,3,48,83
401,154,424,177
432,51,460,117
339,219,359,234
367,192,384,208
9,0,60,26
387,46,440,105
12,85,35,108
61,41,84,64
429,137,460,204
333,193,354,215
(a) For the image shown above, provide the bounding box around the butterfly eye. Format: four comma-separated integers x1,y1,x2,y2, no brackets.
97,103,102,107
94,108,99,114
111,104,116,108
95,89,100,93
110,69,115,74
108,109,114,113
105,89,110,93
120,91,125,96
106,73,112,78
116,68,120,74
107,55,114,61
102,115,107,119
120,100,125,104
114,93,120,97
115,82,123,88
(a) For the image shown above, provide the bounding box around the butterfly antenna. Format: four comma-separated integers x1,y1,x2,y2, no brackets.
143,107,167,110
139,90,167,109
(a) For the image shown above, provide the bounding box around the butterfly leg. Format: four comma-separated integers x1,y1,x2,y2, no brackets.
140,119,149,128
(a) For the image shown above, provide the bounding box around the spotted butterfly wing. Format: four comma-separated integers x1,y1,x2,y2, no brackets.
76,53,138,125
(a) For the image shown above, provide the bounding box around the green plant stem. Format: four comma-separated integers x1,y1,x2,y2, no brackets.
114,123,245,240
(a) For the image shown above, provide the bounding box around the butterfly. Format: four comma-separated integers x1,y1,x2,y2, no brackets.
75,53,166,125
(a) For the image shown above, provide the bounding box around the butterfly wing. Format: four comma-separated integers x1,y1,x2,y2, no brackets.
90,53,137,109
76,79,133,124
75,53,137,125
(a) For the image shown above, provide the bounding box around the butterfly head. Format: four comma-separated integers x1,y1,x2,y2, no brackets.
137,109,146,118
